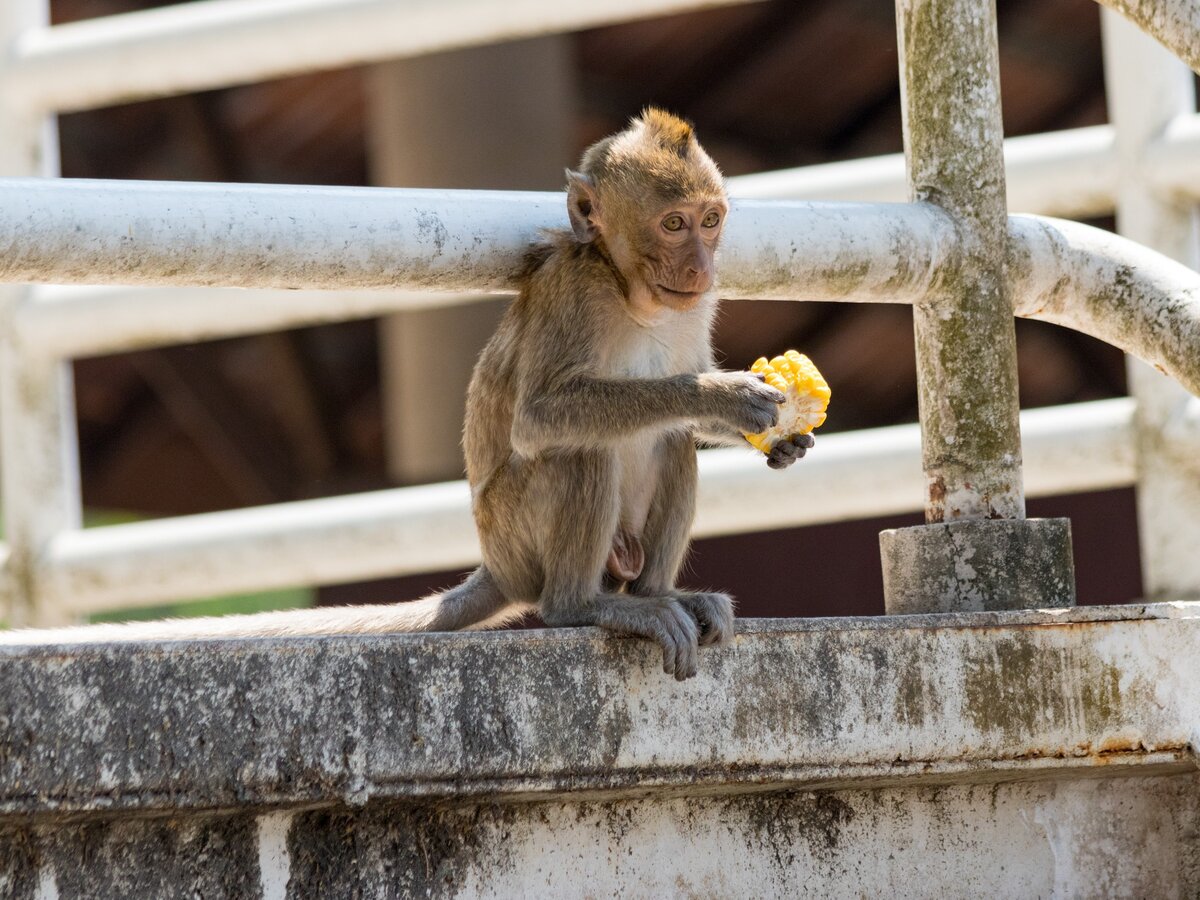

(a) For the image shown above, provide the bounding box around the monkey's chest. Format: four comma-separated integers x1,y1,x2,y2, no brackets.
600,316,704,380
603,323,701,533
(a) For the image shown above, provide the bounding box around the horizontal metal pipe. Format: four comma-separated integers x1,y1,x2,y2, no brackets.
1,0,763,116
24,285,489,358
1009,214,1200,397
22,115,1200,357
0,180,956,345
730,124,1120,219
0,181,563,292
45,481,479,615
40,399,1137,616
6,184,1198,409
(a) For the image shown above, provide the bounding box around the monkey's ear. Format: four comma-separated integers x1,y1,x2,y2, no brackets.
565,169,600,243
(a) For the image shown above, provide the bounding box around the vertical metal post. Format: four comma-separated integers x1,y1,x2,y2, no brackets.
1102,11,1200,599
0,0,81,626
879,0,1074,613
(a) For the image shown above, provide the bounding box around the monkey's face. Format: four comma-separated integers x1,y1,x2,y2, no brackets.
636,198,727,311
600,196,726,315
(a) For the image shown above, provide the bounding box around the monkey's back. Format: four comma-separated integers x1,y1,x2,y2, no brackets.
463,234,618,496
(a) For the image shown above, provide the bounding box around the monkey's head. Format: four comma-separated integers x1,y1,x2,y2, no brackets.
566,108,728,314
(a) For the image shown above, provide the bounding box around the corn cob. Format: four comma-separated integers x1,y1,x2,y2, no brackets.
743,350,831,454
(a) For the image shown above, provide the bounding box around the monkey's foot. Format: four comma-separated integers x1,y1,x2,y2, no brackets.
609,600,700,681
675,591,735,647
586,596,700,681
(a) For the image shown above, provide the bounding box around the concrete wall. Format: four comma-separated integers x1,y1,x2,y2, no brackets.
3,774,1198,898
3,604,1199,896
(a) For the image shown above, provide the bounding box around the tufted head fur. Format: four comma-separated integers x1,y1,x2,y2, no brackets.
574,108,725,206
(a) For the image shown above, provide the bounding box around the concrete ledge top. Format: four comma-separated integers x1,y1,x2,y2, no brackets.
2,602,1199,821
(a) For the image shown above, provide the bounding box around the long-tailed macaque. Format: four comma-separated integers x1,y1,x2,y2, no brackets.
1,110,813,679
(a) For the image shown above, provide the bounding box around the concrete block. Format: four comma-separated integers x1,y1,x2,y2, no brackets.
880,517,1075,613
2,603,1200,895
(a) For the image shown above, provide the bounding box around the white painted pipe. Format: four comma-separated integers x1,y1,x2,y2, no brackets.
40,399,1137,616
1102,7,1200,602
1094,0,1200,75
730,125,1120,220
1009,214,1200,398
24,285,489,358
1,0,763,116
19,114,1200,358
1146,113,1200,202
7,183,1200,405
0,181,564,292
44,480,479,615
0,178,954,320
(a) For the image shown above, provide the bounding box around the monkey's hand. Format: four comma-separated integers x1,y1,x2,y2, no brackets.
766,433,815,470
699,371,785,434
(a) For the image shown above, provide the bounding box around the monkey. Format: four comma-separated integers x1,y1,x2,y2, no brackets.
0,109,814,679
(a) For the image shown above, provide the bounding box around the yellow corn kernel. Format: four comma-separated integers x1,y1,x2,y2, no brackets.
743,351,831,454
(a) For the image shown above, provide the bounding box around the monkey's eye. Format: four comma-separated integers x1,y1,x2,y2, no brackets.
662,215,685,232
702,211,721,228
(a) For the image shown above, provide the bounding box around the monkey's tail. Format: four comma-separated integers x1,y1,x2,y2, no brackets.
0,566,530,646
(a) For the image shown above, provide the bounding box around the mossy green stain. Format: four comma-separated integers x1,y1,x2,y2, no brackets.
963,633,1124,738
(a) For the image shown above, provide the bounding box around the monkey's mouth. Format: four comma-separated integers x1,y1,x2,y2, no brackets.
654,284,705,309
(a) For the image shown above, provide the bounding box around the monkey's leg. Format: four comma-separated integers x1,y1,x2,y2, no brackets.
534,449,701,680
630,431,735,647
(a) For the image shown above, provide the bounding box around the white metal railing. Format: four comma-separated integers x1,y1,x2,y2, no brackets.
734,115,1200,215
0,0,765,116
37,399,1141,616
0,0,1197,625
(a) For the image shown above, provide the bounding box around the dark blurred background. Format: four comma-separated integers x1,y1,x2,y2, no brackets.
55,0,1148,620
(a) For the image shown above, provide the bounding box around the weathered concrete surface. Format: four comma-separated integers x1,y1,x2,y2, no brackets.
880,517,1076,613
2,604,1199,820
2,774,1198,898
2,605,1200,896
286,774,1200,898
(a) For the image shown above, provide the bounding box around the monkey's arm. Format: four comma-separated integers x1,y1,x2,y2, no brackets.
692,420,753,447
511,371,784,454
